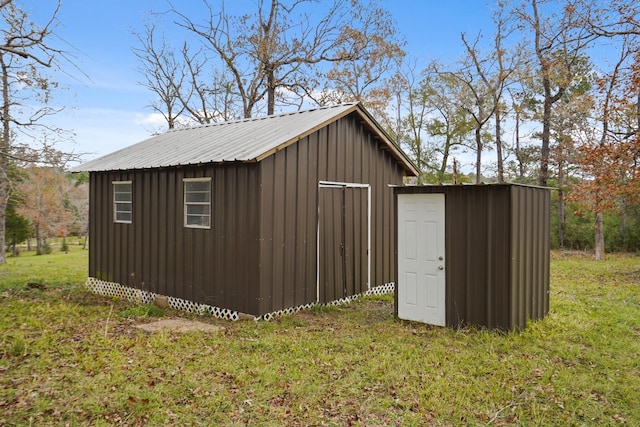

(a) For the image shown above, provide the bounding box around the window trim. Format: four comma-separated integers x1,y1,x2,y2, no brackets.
113,180,132,224
184,177,212,229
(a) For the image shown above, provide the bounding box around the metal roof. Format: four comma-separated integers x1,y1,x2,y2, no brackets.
73,102,418,175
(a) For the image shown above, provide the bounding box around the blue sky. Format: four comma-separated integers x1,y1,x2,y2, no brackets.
26,1,495,165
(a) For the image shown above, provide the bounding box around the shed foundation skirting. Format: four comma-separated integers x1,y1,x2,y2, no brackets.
85,277,241,320
85,277,395,321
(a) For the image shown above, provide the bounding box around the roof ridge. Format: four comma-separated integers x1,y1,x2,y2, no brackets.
168,102,359,133
71,101,422,176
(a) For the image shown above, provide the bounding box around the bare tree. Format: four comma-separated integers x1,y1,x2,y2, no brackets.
452,2,524,184
0,0,68,264
515,0,596,186
441,33,500,184
133,23,187,129
397,63,432,183
134,21,244,126
488,5,523,183
414,65,474,184
309,0,405,123
506,68,539,183
136,0,404,122
573,0,640,38
548,56,593,249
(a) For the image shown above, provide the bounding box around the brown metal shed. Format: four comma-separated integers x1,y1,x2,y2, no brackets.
74,103,418,319
394,184,550,330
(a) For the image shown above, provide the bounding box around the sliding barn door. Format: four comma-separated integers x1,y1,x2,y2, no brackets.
317,182,370,303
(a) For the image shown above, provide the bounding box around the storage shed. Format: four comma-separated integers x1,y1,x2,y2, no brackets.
75,103,418,320
394,184,550,330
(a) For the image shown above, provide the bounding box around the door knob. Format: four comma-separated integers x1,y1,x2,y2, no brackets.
438,265,444,270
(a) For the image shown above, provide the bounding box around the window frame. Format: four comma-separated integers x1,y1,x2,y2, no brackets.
113,180,132,224
183,177,212,229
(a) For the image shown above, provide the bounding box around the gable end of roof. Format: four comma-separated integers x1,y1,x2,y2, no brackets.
71,102,418,176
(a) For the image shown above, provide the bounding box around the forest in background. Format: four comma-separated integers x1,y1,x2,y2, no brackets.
2,0,640,259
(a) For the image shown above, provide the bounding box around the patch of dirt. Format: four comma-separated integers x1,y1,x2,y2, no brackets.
292,310,318,321
134,318,225,333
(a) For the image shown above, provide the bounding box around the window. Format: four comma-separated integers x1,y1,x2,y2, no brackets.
184,178,211,228
113,181,132,223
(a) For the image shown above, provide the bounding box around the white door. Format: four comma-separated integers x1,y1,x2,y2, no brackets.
397,193,446,326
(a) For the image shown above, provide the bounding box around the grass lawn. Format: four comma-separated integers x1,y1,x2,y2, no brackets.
1,246,639,426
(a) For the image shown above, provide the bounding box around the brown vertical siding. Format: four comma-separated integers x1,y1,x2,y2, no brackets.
510,185,550,328
259,139,324,313
258,112,406,314
394,184,550,330
90,110,409,317
347,187,367,294
318,187,342,302
89,163,262,315
317,185,368,303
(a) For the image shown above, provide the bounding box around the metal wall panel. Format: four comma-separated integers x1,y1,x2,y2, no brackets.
394,184,550,330
89,111,407,317
89,163,262,315
510,185,551,328
258,113,405,314
318,185,369,303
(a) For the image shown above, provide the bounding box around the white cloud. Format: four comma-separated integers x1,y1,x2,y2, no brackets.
134,112,167,127
38,107,158,165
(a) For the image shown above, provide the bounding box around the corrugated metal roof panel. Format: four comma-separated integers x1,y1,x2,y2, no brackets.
74,102,407,172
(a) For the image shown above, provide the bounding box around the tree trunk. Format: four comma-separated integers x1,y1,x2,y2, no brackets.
539,79,552,187
0,54,10,265
0,176,6,264
594,211,605,260
557,160,565,249
495,108,504,183
438,138,451,184
35,226,43,255
620,198,627,251
558,193,565,249
514,106,525,182
267,67,275,115
475,127,482,184
453,158,459,184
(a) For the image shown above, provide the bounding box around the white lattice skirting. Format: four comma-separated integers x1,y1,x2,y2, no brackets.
85,277,395,321
258,281,395,321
